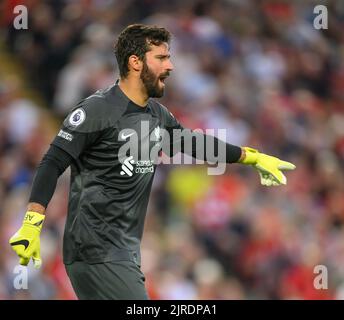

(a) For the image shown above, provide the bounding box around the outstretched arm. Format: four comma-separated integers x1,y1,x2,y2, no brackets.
162,107,295,185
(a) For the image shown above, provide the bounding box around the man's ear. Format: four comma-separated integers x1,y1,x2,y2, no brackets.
128,55,143,73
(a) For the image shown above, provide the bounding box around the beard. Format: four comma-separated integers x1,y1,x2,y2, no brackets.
140,61,166,98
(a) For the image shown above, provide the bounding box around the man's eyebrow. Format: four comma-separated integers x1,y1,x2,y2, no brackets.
155,54,171,58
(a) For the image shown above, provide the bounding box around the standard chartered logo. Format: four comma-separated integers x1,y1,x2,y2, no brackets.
118,120,228,176
136,160,155,174
120,156,154,176
120,156,135,176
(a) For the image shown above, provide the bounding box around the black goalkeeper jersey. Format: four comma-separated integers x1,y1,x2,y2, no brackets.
52,83,182,265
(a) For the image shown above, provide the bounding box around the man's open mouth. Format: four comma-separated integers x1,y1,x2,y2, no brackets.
159,75,168,84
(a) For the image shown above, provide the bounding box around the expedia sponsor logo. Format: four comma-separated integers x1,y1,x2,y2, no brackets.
58,130,73,141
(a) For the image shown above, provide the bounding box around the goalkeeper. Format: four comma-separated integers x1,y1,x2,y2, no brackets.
9,24,295,300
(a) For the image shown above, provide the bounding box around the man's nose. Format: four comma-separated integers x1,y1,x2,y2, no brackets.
166,60,174,72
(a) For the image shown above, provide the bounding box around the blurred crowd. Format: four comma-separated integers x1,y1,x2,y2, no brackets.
1,0,344,299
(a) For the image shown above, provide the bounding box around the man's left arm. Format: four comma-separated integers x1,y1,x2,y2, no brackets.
162,107,295,186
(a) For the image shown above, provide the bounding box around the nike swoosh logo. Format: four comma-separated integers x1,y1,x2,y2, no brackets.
10,239,30,250
34,220,44,227
121,132,134,140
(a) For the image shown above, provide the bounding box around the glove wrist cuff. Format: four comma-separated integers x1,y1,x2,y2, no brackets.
22,211,45,231
239,147,259,165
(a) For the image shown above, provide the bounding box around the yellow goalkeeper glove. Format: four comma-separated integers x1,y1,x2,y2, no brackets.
239,147,296,186
9,211,45,268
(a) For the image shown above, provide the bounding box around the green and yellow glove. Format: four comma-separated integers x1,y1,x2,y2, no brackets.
9,211,45,268
239,147,296,186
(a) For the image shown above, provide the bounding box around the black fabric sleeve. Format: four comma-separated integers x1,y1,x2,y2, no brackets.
185,133,242,163
51,97,110,159
161,106,242,163
166,129,242,163
29,145,74,207
217,137,242,163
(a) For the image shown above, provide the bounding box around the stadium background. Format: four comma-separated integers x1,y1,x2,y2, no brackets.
1,0,344,299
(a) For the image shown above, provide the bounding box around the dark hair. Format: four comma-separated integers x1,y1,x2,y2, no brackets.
114,24,171,78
